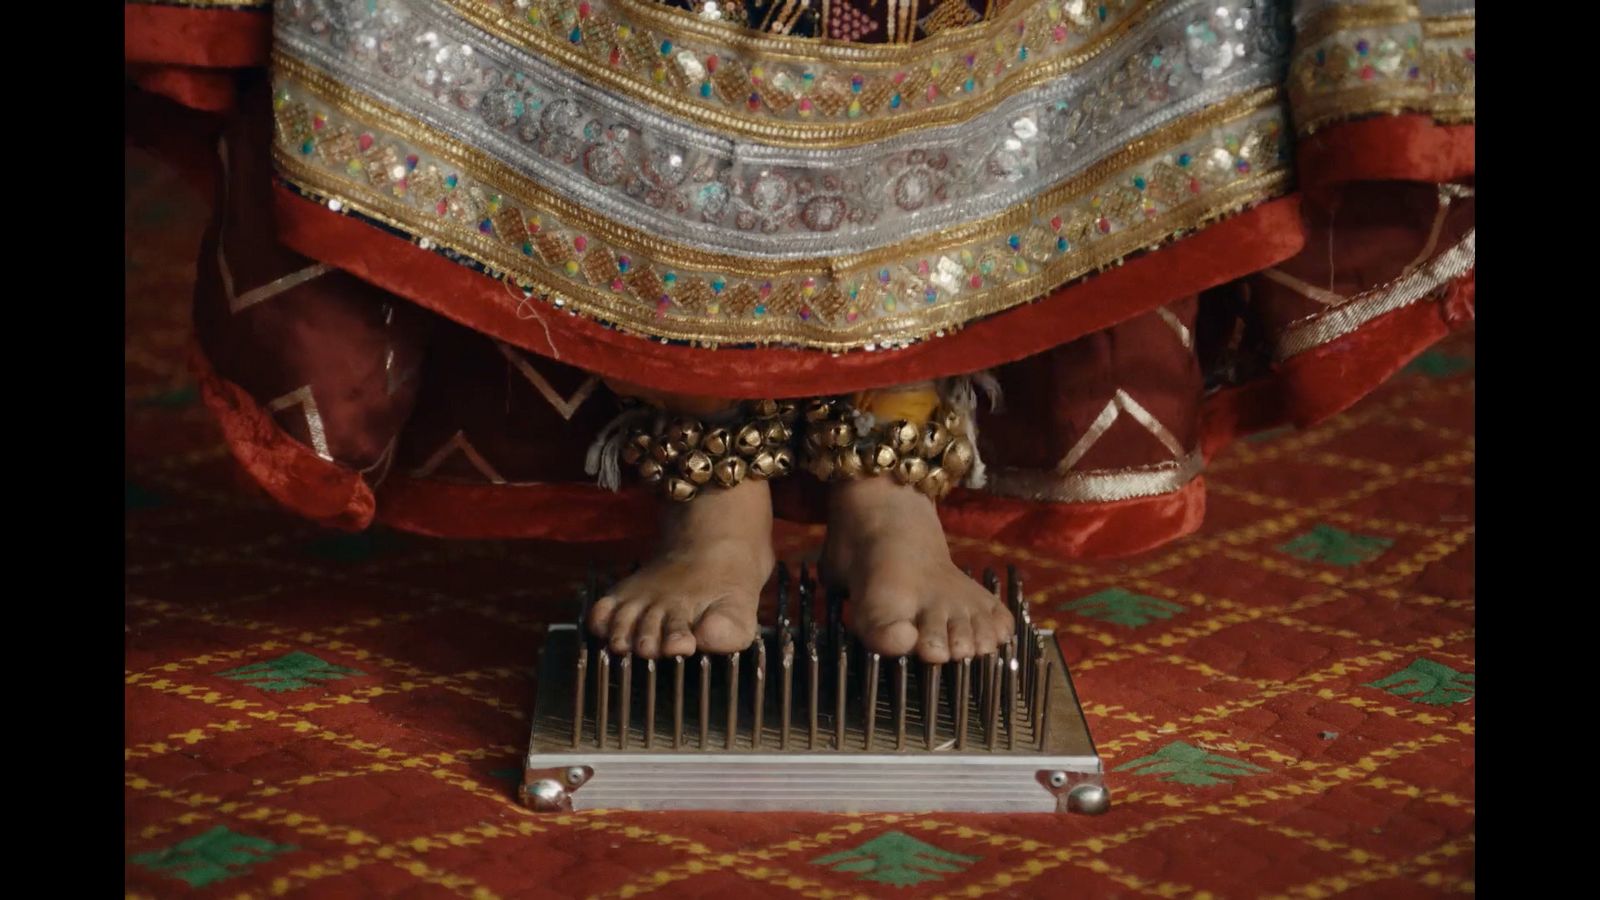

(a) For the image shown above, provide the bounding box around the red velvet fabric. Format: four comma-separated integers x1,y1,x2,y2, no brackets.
1296,116,1475,190
124,5,271,69
127,65,241,113
190,341,377,531
274,185,1305,399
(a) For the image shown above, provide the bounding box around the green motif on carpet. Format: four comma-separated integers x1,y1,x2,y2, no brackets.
1404,350,1473,378
1115,741,1268,786
1366,658,1475,705
131,826,296,887
126,482,166,510
217,651,364,693
812,831,980,887
136,384,199,409
1062,588,1185,628
1277,524,1394,566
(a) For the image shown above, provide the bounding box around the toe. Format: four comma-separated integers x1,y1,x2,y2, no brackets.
947,616,977,660
988,601,1016,644
863,619,919,657
587,595,620,638
913,609,951,664
693,597,757,653
607,600,644,655
971,607,1001,656
661,610,697,658
634,605,667,658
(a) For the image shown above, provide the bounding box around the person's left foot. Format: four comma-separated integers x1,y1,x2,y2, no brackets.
820,475,1014,663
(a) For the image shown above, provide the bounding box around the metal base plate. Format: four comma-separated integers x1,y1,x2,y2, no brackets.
521,565,1107,814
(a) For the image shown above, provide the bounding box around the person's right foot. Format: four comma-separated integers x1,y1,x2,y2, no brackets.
586,478,775,658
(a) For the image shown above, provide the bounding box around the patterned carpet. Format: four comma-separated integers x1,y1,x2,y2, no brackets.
126,141,1475,898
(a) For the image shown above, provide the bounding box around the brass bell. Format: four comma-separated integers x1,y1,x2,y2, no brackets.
919,466,952,500
762,419,792,447
751,399,781,418
776,401,799,424
886,420,920,455
749,450,780,479
701,427,731,457
920,421,952,458
735,422,766,456
712,455,748,488
679,450,714,485
665,477,699,502
868,444,900,473
665,417,704,450
620,431,652,466
941,437,975,480
807,449,837,481
940,407,966,436
637,458,665,485
833,446,865,479
804,400,834,423
650,439,680,466
804,429,827,455
826,421,856,449
894,456,930,485
771,446,795,477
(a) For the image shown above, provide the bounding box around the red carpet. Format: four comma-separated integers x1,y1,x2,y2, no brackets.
127,142,1475,897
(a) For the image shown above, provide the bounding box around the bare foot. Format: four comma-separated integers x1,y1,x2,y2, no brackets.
821,477,1014,662
587,478,775,658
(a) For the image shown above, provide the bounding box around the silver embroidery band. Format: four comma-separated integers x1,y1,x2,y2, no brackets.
1274,228,1474,362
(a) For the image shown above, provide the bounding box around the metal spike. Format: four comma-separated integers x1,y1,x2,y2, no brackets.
835,644,848,750
895,656,909,750
807,640,820,749
780,637,794,751
726,650,740,750
955,658,971,749
979,646,992,746
645,658,657,750
753,637,767,749
619,654,632,749
581,567,594,631
826,587,844,650
864,653,881,750
572,639,588,749
798,564,814,640
698,654,711,749
1036,646,1049,739
1037,658,1054,751
597,649,610,749
978,653,993,732
1005,640,1018,752
776,563,792,636
923,661,940,750
1022,612,1036,709
673,655,685,749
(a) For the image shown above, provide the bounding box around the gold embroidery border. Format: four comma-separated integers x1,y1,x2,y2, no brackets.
1294,1,1422,48
985,448,1205,503
279,50,1284,277
1290,8,1474,135
278,140,1288,350
442,0,1171,146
